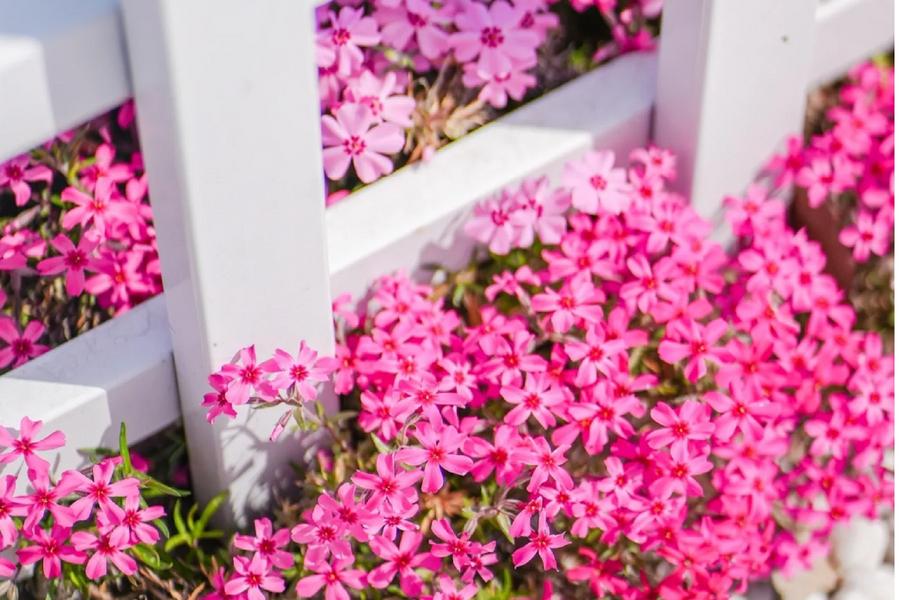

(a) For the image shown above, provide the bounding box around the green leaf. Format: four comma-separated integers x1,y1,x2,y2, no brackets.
494,513,513,543
172,500,187,536
131,543,172,570
371,433,391,454
164,532,192,553
193,491,228,538
118,422,133,475
139,474,189,498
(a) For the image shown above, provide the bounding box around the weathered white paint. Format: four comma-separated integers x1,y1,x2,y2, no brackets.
121,0,334,526
812,0,894,86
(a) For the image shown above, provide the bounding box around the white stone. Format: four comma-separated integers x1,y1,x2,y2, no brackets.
831,517,890,572
840,566,894,600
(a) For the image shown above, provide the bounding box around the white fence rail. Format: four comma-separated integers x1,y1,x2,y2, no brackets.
0,0,893,523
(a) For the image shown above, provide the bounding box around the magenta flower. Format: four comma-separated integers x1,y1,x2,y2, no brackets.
202,373,238,423
37,234,99,297
838,209,891,261
63,459,141,521
511,511,568,570
0,317,48,369
220,346,275,405
562,150,630,214
564,323,627,386
532,276,605,333
290,504,351,565
451,0,541,75
346,70,416,127
225,554,286,600
376,0,450,60
100,494,165,545
464,424,529,485
523,437,573,492
70,528,137,580
646,400,715,454
352,453,421,511
367,531,431,590
233,518,293,569
0,417,65,477
658,319,728,382
321,103,404,183
61,178,139,233
295,555,367,599
0,475,25,547
0,155,52,207
17,526,85,579
260,341,333,401
395,423,473,493
501,373,564,428
316,483,377,543
318,6,380,76
433,575,479,600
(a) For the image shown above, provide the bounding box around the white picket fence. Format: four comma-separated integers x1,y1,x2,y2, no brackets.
0,0,893,525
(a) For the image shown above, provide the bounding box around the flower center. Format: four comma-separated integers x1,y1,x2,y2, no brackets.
480,26,504,48
343,135,367,156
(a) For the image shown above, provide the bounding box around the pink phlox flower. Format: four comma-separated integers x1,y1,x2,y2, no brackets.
17,525,84,579
501,373,565,428
511,510,568,570
321,103,404,183
563,150,631,214
646,399,715,454
451,0,541,75
0,417,64,478
260,341,333,401
36,234,99,297
367,530,433,590
351,453,422,511
290,504,351,566
70,527,137,580
523,437,573,492
225,553,286,600
0,318,48,369
61,178,139,233
395,423,473,493
563,323,627,386
318,6,380,76
0,155,52,206
233,517,293,570
295,554,367,599
531,275,605,333
345,69,416,127
317,483,378,544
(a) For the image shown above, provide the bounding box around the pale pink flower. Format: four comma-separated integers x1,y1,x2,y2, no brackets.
563,150,630,214
322,103,404,183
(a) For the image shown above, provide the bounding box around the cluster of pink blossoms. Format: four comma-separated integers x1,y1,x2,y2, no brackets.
0,103,162,370
0,416,164,584
766,61,894,263
203,143,892,598
316,0,658,188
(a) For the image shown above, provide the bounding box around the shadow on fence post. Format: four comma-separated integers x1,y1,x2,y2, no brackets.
122,0,334,527
653,0,817,229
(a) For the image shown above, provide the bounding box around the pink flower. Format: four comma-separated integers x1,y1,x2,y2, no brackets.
70,528,137,580
838,209,891,261
290,504,351,565
220,346,274,405
646,400,714,454
63,459,140,521
562,150,630,214
367,531,431,590
0,318,48,369
296,555,367,599
433,575,479,600
202,373,238,423
376,0,451,60
501,373,564,428
531,276,605,333
0,475,25,547
352,453,421,510
465,191,522,255
796,156,857,207
511,511,568,570
261,341,333,401
464,424,529,485
0,417,64,477
322,103,404,183
429,518,471,571
523,437,573,492
319,6,380,76
100,494,165,545
233,518,293,570
395,423,473,493
463,62,536,108
451,0,541,75
658,318,728,382
564,323,627,386
0,155,52,206
37,234,99,296
61,178,139,233
17,526,84,579
225,554,286,600
317,483,377,543
345,70,416,127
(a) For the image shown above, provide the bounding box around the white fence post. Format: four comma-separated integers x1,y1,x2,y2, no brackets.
653,0,817,224
121,0,334,525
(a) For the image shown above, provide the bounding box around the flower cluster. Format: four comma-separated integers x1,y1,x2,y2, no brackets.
203,144,892,598
766,61,894,263
0,103,162,373
315,0,658,191
0,417,165,588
